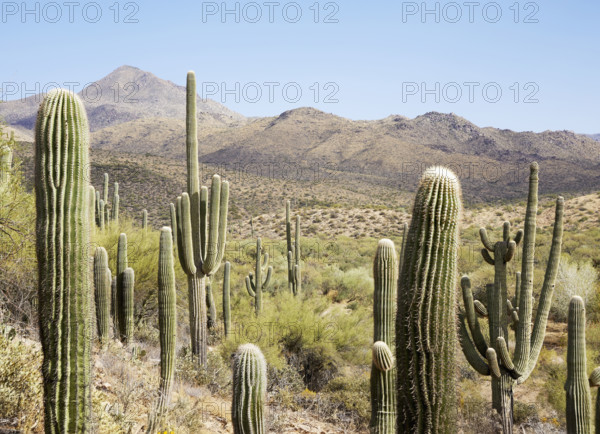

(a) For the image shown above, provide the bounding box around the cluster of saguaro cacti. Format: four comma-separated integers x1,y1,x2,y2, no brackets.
0,130,14,187
94,247,112,343
117,233,135,343
285,200,301,295
174,71,229,366
459,163,564,434
223,261,231,337
245,237,273,315
232,343,267,434
396,166,461,434
370,238,397,433
35,89,92,432
91,174,121,228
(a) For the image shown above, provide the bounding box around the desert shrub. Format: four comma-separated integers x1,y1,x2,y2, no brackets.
551,255,598,322
0,334,43,432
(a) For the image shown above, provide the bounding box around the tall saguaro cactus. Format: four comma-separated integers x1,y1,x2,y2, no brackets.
103,172,109,204
34,89,92,433
370,239,397,433
116,233,128,341
94,247,112,343
232,343,267,434
223,261,231,337
285,200,301,295
157,227,176,411
565,296,592,434
396,166,461,434
459,163,564,434
119,267,135,344
175,71,229,366
245,237,273,315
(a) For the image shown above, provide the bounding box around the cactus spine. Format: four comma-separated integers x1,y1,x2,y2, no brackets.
175,71,229,366
396,166,461,434
286,200,301,295
223,261,231,337
94,247,112,343
459,163,564,434
565,296,592,434
370,239,397,433
34,89,92,432
245,237,273,315
158,227,176,410
112,182,119,223
232,343,267,434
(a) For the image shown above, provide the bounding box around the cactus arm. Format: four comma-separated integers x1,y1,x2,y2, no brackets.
459,314,490,376
502,222,510,242
214,180,229,268
504,241,516,262
262,252,270,271
178,193,197,276
486,349,502,379
518,196,564,384
202,175,222,274
245,276,256,297
513,163,538,373
199,186,208,264
513,229,523,246
263,266,273,289
169,203,177,244
496,337,521,380
460,276,489,357
474,300,488,318
481,248,494,265
514,272,522,308
479,228,495,251
185,72,199,200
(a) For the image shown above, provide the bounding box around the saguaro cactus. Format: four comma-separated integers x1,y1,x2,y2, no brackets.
175,71,229,366
34,89,92,432
245,237,273,315
89,186,96,235
95,190,101,227
223,261,231,337
589,367,600,431
459,163,564,434
112,182,119,223
116,233,128,341
169,203,177,244
99,199,105,230
94,247,112,343
370,239,397,433
103,172,109,204
158,227,176,410
0,138,13,186
119,267,135,343
565,296,592,434
142,209,148,230
285,200,301,295
232,343,267,434
396,166,461,434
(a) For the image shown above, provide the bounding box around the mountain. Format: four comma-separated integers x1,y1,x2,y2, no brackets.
0,65,246,132
587,134,600,141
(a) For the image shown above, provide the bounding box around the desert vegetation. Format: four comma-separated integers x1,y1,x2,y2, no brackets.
2,74,600,434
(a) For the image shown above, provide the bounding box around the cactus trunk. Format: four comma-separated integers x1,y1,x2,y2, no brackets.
206,278,217,329
112,182,119,223
370,239,397,433
119,267,135,344
232,343,267,434
223,261,231,337
158,227,176,410
34,89,92,433
396,167,461,434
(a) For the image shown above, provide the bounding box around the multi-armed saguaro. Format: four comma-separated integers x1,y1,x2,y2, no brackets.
396,166,461,434
35,89,92,432
286,200,301,295
94,247,112,343
232,343,267,434
245,237,273,315
370,239,397,434
175,71,229,366
459,163,564,434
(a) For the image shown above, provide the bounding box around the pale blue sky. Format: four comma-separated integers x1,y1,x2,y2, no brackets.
1,0,598,132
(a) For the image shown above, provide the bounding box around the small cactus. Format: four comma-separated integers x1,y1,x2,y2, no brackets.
223,261,231,337
370,239,397,433
565,296,592,434
245,237,273,315
232,343,267,434
285,200,301,295
94,247,112,343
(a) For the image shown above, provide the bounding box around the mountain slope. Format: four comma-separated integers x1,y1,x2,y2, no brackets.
0,65,246,132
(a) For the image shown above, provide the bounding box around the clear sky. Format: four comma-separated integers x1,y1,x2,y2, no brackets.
1,0,599,133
